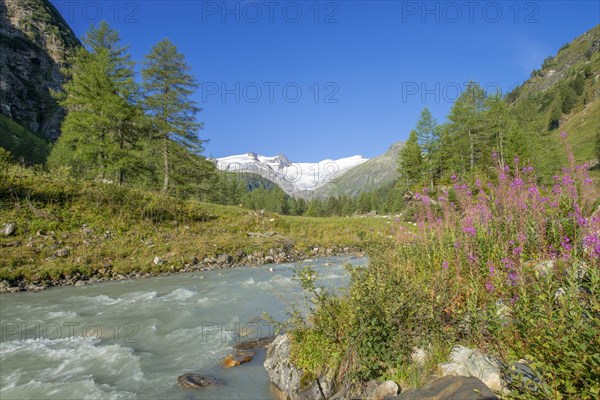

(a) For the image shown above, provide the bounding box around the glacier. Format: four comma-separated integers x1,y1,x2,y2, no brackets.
214,152,368,195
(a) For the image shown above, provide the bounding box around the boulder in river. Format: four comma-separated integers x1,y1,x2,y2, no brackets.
177,373,223,389
234,335,275,351
223,351,255,368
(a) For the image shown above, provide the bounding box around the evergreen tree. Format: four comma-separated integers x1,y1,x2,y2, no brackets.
49,22,144,183
560,84,578,114
142,39,203,194
446,82,486,176
415,107,439,188
398,130,423,188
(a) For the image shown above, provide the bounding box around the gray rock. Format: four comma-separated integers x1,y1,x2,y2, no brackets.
55,248,70,257
74,280,86,287
391,376,498,399
217,253,233,264
234,335,275,351
411,347,428,367
176,373,223,388
153,256,166,266
2,223,15,236
264,334,333,400
439,345,503,392
504,362,541,392
533,260,555,278
370,380,399,400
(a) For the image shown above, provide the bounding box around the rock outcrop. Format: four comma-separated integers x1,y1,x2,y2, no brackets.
439,345,504,392
264,334,334,400
0,0,79,140
390,376,498,400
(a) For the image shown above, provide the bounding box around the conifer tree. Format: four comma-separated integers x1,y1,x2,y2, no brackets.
142,39,203,194
398,130,423,188
415,107,439,188
49,22,143,183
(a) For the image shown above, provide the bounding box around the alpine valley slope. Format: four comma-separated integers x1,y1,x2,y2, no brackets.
215,142,404,199
215,152,369,195
295,141,404,199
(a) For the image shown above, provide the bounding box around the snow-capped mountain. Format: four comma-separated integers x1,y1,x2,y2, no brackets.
215,152,368,195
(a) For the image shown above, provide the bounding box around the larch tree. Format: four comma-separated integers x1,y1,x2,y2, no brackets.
415,107,439,189
49,22,143,184
398,130,423,188
141,39,203,194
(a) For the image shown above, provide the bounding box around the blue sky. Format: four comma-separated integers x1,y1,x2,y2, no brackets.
51,1,599,161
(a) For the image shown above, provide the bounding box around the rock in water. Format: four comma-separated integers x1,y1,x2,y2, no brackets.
2,223,15,236
176,373,223,389
391,376,498,399
234,335,275,351
223,351,255,368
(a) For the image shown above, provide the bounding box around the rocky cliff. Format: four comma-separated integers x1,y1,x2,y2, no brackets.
0,0,79,140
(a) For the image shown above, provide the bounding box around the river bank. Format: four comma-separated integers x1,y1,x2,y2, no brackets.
0,243,364,293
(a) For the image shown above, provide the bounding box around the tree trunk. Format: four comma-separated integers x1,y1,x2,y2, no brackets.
469,129,475,172
162,134,170,194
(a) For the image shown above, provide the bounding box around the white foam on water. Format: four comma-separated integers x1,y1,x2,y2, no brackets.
241,277,256,286
47,311,79,319
0,377,137,400
124,291,158,303
0,337,145,394
80,295,123,306
162,288,196,301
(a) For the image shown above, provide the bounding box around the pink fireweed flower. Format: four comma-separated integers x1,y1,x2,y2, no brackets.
463,226,476,236
501,258,514,269
561,236,572,260
507,272,518,286
451,174,457,182
560,131,568,139
511,177,524,188
485,282,495,292
528,185,539,195
442,261,449,269
583,233,600,257
513,247,523,256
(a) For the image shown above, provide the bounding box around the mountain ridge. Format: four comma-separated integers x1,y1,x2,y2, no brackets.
214,152,369,195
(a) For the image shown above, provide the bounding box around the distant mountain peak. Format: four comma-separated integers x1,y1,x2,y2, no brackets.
215,152,368,195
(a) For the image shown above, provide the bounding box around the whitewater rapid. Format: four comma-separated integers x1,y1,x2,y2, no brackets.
0,256,365,399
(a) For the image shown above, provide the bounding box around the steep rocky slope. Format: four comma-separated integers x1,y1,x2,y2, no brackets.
0,0,79,141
